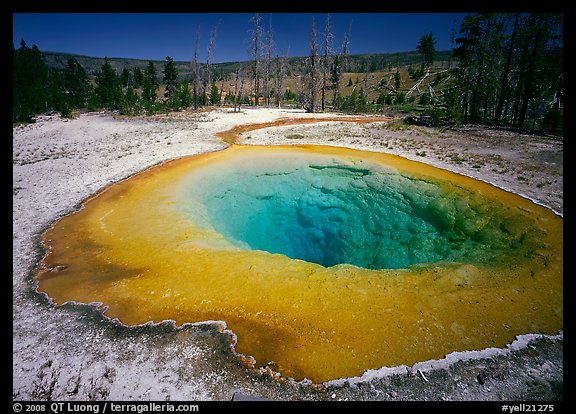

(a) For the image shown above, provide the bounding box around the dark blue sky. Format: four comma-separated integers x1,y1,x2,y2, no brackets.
13,13,467,63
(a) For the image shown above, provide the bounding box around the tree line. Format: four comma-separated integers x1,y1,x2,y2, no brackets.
450,13,562,132
296,12,562,132
13,13,562,133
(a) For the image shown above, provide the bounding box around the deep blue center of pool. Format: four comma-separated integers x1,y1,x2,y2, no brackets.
178,151,536,270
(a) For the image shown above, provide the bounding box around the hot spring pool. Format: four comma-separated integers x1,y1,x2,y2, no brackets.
36,144,563,383
178,149,544,270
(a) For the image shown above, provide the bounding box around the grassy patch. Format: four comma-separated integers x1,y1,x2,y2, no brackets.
380,118,412,131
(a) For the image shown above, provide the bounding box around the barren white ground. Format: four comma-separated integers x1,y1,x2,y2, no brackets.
13,108,563,401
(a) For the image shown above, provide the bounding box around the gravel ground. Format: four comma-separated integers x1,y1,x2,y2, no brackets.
13,108,564,402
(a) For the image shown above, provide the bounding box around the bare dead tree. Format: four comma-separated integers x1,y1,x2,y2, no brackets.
305,16,320,113
233,65,245,112
364,60,370,100
219,78,225,107
191,26,201,110
274,50,288,108
264,14,274,107
321,14,334,111
203,21,220,107
332,24,351,107
249,14,263,106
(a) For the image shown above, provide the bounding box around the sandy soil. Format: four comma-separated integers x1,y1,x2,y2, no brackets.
13,107,563,402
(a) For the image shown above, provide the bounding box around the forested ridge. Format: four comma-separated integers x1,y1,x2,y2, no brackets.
13,13,562,133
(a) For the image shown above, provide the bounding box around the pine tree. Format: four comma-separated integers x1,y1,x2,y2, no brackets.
163,56,179,100
46,67,72,117
452,13,562,129
394,69,401,90
210,81,220,105
13,39,48,122
120,67,131,88
95,57,121,110
142,61,159,104
175,82,192,109
417,32,436,68
119,85,138,115
64,58,90,108
133,67,143,88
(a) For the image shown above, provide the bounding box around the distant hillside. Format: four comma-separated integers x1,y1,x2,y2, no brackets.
41,50,455,81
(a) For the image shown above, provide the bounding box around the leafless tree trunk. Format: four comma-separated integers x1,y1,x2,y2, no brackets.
274,53,287,108
321,14,334,111
191,26,201,110
249,14,262,106
364,60,370,100
518,15,546,129
494,13,519,125
305,17,320,113
233,67,241,112
333,25,351,107
219,79,225,107
264,15,274,107
203,21,219,107
234,66,245,112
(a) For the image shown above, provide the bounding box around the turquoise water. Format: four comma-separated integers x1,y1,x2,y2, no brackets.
177,150,539,270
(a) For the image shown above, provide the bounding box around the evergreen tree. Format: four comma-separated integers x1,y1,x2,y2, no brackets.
142,61,159,104
394,69,401,90
336,88,367,113
162,56,179,99
356,87,367,112
376,91,387,105
283,88,297,102
133,67,144,88
13,39,48,122
416,32,436,68
94,57,121,109
120,67,131,88
119,85,139,115
64,58,90,108
330,55,342,92
174,82,192,109
210,81,220,105
46,67,72,117
515,14,562,129
452,13,562,129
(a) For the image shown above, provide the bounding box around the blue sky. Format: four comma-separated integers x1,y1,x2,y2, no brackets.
13,13,467,63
